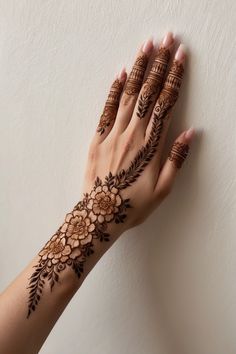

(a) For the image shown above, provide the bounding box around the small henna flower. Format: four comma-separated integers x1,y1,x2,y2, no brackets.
39,235,72,265
61,209,95,249
87,185,122,223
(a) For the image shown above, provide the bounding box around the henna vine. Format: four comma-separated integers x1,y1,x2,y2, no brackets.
168,142,189,169
97,79,123,135
137,47,170,119
27,58,184,318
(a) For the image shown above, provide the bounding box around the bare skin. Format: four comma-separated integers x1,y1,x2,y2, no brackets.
0,32,195,354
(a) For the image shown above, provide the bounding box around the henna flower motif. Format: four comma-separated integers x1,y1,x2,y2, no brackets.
61,209,96,249
87,185,122,223
39,235,72,265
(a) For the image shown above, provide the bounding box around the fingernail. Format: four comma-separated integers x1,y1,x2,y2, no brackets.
141,38,153,55
161,31,174,47
184,127,195,142
175,43,186,63
118,67,127,82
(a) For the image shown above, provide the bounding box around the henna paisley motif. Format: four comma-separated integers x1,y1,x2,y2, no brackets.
137,47,170,118
168,142,189,169
97,79,123,135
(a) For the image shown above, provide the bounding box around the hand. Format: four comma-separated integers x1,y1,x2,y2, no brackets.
83,32,195,233
26,32,195,317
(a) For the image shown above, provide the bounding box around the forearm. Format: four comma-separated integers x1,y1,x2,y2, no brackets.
0,215,122,354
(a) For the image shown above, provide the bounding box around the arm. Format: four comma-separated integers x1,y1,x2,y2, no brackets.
0,32,195,354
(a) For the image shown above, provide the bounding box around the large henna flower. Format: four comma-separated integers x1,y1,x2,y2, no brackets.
39,235,72,265
87,185,122,223
61,209,95,249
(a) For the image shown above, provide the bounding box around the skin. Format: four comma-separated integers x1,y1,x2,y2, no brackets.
0,32,195,354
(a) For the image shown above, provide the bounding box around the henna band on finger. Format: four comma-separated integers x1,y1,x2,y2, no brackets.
152,60,184,122
124,54,148,96
162,60,184,103
137,47,170,118
97,79,123,135
168,142,189,169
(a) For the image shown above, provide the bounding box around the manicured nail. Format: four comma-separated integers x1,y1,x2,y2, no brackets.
185,127,195,142
161,32,174,47
118,67,127,82
141,38,153,55
175,43,186,63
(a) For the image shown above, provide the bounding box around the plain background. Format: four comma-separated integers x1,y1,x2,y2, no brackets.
0,1,235,353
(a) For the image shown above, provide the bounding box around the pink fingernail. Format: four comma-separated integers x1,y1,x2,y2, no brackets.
161,31,174,47
141,38,153,55
185,127,195,142
175,43,186,63
118,67,127,82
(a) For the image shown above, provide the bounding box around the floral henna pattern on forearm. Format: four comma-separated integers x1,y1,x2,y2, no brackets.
168,142,189,168
97,79,123,135
27,60,184,318
137,47,170,119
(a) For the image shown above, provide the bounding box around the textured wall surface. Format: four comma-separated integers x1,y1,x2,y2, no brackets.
0,1,235,353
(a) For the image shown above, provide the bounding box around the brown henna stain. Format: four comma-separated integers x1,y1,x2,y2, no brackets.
168,142,189,169
26,57,185,318
124,54,148,98
137,47,170,118
97,79,123,135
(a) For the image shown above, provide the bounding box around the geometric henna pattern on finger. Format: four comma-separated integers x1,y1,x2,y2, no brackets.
97,79,123,135
137,47,170,119
152,60,184,118
168,142,189,169
27,59,184,318
124,54,148,96
161,60,184,102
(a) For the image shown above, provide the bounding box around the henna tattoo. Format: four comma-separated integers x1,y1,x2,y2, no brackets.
162,60,184,102
26,97,168,318
27,183,131,317
97,79,123,135
137,48,170,118
124,54,148,96
27,59,184,318
168,142,189,169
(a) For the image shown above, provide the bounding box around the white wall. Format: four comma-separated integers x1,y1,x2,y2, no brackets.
0,1,235,353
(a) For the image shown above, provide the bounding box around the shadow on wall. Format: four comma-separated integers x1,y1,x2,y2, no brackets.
136,116,204,353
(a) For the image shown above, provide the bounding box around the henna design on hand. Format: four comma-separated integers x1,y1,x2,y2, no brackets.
124,54,148,96
137,48,170,118
97,79,123,135
168,142,189,169
27,59,184,318
162,60,184,102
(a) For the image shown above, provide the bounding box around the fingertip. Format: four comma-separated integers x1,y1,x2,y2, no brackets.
177,127,195,145
118,67,127,83
141,38,154,55
184,127,195,144
175,43,187,64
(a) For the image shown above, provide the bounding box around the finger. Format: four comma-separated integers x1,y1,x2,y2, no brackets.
129,32,174,133
144,44,186,176
113,39,153,133
155,127,195,199
95,68,127,143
